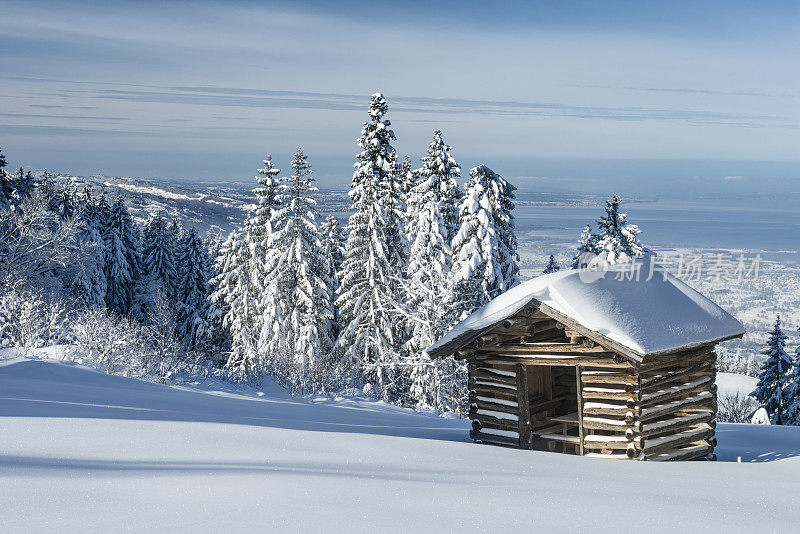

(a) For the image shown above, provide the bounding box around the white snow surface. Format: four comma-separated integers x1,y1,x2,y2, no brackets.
717,372,758,398
2,358,798,533
429,259,745,357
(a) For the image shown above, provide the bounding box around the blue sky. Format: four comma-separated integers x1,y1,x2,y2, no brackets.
1,0,799,195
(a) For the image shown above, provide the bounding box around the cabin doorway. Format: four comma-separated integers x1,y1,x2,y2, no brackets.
525,365,582,454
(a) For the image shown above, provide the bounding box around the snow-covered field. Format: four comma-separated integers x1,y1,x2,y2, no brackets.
1,358,798,533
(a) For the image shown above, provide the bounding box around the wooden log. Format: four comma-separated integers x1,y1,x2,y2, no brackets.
474,334,501,348
582,416,642,432
583,435,642,450
470,395,519,413
576,365,586,456
581,372,639,385
471,415,519,432
639,391,714,422
581,386,639,401
640,377,713,407
478,343,613,355
472,368,517,386
642,425,715,457
516,364,533,450
647,442,714,462
641,412,715,437
469,385,518,402
478,355,628,368
583,401,636,416
641,361,713,391
469,429,519,447
469,377,516,391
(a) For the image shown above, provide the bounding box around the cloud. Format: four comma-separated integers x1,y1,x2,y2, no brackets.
722,175,748,181
0,112,128,121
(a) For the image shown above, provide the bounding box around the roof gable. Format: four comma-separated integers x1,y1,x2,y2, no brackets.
427,259,745,360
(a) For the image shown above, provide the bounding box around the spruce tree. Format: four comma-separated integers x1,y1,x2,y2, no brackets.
543,255,560,274
320,215,345,340
211,225,260,376
13,169,36,204
783,327,800,425
269,149,334,393
335,93,403,399
450,164,518,316
572,195,646,268
751,316,792,424
71,188,107,308
418,130,462,243
175,227,211,350
139,213,178,318
0,148,13,210
104,196,138,316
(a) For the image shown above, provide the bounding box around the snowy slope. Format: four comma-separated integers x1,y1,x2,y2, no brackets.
717,372,759,398
1,358,798,533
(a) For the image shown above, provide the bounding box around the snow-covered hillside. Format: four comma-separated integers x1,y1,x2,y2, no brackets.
1,358,798,533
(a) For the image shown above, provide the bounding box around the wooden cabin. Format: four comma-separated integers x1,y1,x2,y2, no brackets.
427,260,745,461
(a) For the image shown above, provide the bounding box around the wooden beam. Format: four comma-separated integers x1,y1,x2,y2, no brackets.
471,368,517,386
576,365,585,456
477,343,613,355
516,364,532,450
642,426,715,457
640,391,714,422
469,429,519,447
477,355,629,368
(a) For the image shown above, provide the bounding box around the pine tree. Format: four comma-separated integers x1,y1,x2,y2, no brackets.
572,195,646,268
751,316,793,424
56,176,77,220
0,148,13,210
418,130,462,243
543,255,560,274
405,164,453,408
450,164,518,317
269,149,334,393
137,213,178,319
71,188,107,308
320,214,345,340
784,327,800,425
252,155,280,235
175,227,210,350
335,94,404,399
104,196,138,316
211,226,260,376
13,169,36,204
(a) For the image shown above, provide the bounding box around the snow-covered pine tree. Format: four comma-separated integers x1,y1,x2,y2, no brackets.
320,214,345,340
543,255,560,274
572,194,646,268
104,196,138,316
751,316,793,424
450,164,518,317
405,164,454,408
252,155,280,236
335,93,404,399
55,176,77,220
269,149,334,393
71,188,108,308
210,225,260,377
418,130,462,243
175,226,210,351
138,212,178,318
783,328,800,426
0,148,13,210
13,169,36,204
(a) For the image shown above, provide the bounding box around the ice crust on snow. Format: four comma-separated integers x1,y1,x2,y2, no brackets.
429,258,744,357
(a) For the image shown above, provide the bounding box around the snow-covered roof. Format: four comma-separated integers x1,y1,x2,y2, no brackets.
427,258,744,361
